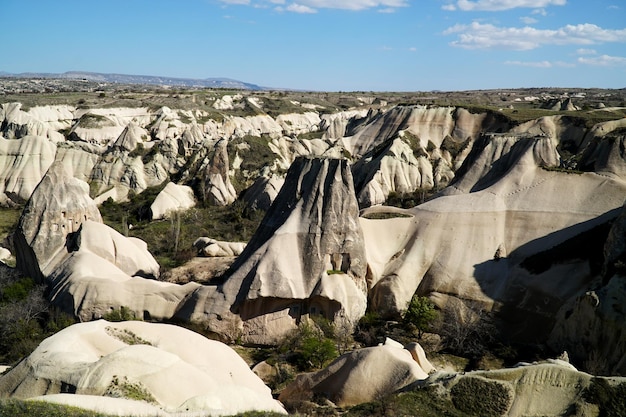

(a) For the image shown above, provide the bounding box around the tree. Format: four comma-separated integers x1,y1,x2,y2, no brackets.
403,295,438,339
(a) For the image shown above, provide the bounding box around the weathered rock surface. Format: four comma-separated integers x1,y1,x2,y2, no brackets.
193,237,246,257
150,182,196,220
202,139,236,206
0,135,57,203
71,220,160,279
417,360,626,417
241,174,285,211
177,157,368,344
363,133,626,344
352,136,434,207
279,338,433,407
14,161,102,281
0,320,286,416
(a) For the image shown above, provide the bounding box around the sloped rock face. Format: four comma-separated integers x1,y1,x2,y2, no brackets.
202,139,236,206
0,320,286,416
150,182,196,220
363,133,626,343
279,338,433,407
547,200,626,375
47,251,196,321
177,157,368,344
71,220,160,279
344,106,508,159
241,174,285,211
13,161,102,281
352,137,434,207
420,361,626,417
0,135,57,204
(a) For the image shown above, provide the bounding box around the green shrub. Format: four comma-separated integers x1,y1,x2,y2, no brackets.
450,376,513,417
102,306,137,322
280,320,339,371
403,295,438,339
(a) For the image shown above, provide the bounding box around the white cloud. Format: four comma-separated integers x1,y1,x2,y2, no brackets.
444,22,626,50
520,16,538,24
578,55,626,66
444,0,566,12
531,8,547,15
409,47,417,51
576,48,597,55
378,7,396,13
504,60,573,67
286,3,317,12
220,0,408,11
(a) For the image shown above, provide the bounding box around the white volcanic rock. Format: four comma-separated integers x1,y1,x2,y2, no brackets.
276,112,321,136
0,320,286,416
150,107,187,141
0,247,11,262
72,220,160,279
47,251,197,321
421,361,626,417
279,338,433,407
193,237,246,257
220,115,283,139
269,136,342,171
111,122,149,152
13,161,102,281
241,174,285,211
54,141,102,184
202,139,236,206
320,109,370,140
344,106,508,159
0,135,57,203
353,137,434,207
71,107,152,145
0,102,52,139
363,134,626,331
213,94,243,110
150,182,196,220
177,157,368,344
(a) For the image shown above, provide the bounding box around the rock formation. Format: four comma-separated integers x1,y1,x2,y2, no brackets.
13,161,102,281
202,139,236,206
416,360,626,417
150,182,196,220
363,132,626,344
177,157,368,344
0,320,286,416
193,237,246,257
352,136,434,207
279,338,433,407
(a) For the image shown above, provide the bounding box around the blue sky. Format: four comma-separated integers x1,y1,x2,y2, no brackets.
3,0,625,91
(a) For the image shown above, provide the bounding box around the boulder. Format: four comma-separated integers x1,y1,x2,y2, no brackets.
177,157,368,344
0,320,286,416
71,220,160,279
47,251,195,321
278,338,433,407
13,161,102,281
193,237,246,257
150,182,196,220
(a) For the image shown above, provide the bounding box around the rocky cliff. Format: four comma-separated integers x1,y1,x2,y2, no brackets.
177,157,368,344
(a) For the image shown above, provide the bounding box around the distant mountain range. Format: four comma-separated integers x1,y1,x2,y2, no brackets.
0,71,265,90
